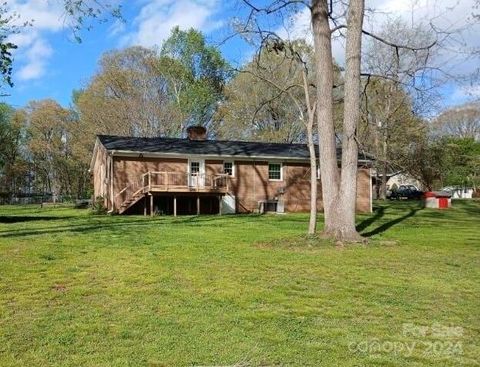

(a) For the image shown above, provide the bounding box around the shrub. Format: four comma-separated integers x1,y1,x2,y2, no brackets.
91,196,107,214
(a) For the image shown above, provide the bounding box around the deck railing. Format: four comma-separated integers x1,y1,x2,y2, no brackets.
114,171,229,211
147,171,228,191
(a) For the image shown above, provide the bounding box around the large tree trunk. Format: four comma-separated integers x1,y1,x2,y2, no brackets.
311,0,340,233
311,0,365,242
337,0,365,241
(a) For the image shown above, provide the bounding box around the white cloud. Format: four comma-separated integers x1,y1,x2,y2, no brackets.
17,38,53,80
10,0,64,30
120,0,222,48
7,0,64,81
276,7,311,42
447,84,480,106
108,19,127,38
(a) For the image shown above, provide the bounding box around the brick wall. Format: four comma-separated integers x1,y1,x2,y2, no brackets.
101,155,371,213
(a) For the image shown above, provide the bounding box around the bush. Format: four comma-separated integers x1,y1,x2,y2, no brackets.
91,196,107,214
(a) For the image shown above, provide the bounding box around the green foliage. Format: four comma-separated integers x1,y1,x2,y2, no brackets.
91,196,107,214
0,2,24,90
77,29,230,140
0,100,92,199
403,135,480,190
442,137,480,187
158,27,231,129
0,104,28,194
0,101,14,164
0,201,479,365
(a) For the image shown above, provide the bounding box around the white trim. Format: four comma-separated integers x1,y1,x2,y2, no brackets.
268,162,283,181
188,157,205,187
103,149,372,165
223,160,235,177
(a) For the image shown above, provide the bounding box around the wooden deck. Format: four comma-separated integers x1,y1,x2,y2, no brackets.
115,171,229,214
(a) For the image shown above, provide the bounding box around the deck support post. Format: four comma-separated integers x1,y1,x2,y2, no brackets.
218,195,222,215
173,195,177,217
150,194,153,217
144,195,147,216
197,195,200,215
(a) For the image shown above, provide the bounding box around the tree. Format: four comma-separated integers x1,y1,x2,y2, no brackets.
402,134,480,191
0,104,29,198
157,27,231,135
310,0,365,241
402,134,445,190
77,46,178,142
359,78,425,199
214,41,313,143
442,137,480,189
26,100,70,199
0,100,92,200
433,102,480,141
216,39,344,235
236,0,437,241
361,18,438,199
26,99,92,199
0,102,14,168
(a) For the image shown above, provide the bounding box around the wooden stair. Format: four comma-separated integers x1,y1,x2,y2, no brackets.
118,190,145,214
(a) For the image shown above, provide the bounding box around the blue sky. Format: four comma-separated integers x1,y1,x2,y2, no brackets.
4,0,253,108
3,0,479,110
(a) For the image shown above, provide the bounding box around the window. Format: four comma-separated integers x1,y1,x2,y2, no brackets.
268,163,282,181
223,161,234,176
190,161,200,175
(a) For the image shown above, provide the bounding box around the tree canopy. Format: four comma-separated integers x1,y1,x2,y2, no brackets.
158,27,231,135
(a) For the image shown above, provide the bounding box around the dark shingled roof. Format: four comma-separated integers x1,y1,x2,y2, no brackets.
97,135,372,161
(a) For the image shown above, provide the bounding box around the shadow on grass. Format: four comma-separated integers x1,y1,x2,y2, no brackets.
356,206,385,232
0,213,277,238
357,203,423,237
453,199,480,216
0,216,74,224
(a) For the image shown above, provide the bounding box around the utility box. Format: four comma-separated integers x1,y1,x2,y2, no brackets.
258,199,285,214
221,194,236,214
424,191,452,209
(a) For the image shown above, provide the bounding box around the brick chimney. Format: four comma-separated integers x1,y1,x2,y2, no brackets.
186,126,207,141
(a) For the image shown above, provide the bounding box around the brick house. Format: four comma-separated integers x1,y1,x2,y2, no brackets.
90,126,372,215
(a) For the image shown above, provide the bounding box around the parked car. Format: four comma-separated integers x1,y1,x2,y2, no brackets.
388,185,424,200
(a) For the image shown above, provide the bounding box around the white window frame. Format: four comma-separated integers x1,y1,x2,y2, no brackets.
223,161,235,177
268,162,283,181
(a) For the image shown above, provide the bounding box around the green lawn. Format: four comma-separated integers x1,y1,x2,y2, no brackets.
0,201,479,366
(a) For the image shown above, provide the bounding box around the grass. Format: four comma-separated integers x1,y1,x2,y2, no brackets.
0,200,479,366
